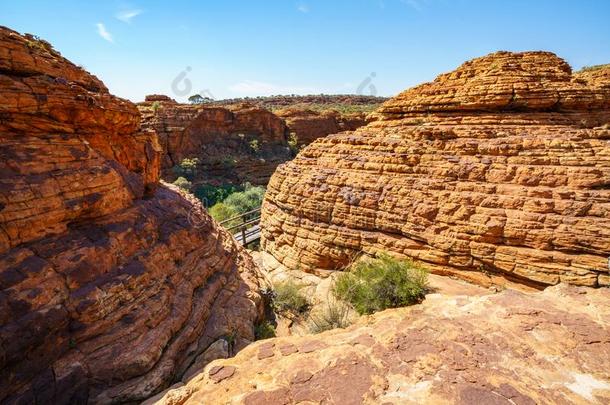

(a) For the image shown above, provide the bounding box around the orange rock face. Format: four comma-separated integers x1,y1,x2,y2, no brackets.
275,108,371,146
138,100,292,185
153,284,610,404
261,51,610,288
0,27,262,403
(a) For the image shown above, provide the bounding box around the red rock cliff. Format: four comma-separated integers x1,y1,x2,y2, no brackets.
138,101,292,185
0,27,262,403
261,51,610,288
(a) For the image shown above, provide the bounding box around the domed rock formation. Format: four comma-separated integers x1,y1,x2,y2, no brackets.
0,27,262,403
138,100,292,185
261,51,610,288
151,283,610,404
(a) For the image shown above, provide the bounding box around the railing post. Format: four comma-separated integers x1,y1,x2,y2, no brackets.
241,214,247,246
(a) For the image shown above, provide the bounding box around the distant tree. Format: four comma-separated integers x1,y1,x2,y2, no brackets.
188,94,204,104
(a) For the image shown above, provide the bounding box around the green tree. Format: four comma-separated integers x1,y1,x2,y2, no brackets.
188,94,204,104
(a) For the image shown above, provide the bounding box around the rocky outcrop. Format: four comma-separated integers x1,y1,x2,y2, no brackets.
261,51,610,288
138,100,292,185
275,108,371,146
0,27,262,403
152,283,610,404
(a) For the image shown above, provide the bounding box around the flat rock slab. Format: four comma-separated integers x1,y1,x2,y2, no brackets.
153,283,610,404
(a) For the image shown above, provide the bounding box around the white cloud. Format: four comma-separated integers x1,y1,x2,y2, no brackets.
96,23,113,42
228,80,318,96
297,3,309,13
116,9,142,23
402,0,423,10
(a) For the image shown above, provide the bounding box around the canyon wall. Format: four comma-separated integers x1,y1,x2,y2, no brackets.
0,27,262,403
138,99,292,186
261,51,610,288
275,108,372,146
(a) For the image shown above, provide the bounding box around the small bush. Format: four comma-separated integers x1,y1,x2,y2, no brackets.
220,156,237,168
254,321,276,340
223,183,265,217
209,202,239,226
151,101,161,113
172,157,199,180
333,253,428,315
308,300,352,333
195,183,242,207
272,280,309,315
172,176,192,191
249,139,260,153
288,132,299,155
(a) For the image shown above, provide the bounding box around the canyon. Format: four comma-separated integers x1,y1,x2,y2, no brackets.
1,25,610,405
137,95,381,187
0,27,263,403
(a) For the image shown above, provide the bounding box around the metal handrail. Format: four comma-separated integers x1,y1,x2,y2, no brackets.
219,207,262,247
224,218,260,232
219,207,261,225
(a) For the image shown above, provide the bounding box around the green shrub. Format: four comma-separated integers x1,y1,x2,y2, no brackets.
272,280,309,315
151,101,161,113
223,183,265,217
209,202,239,226
308,300,352,333
333,253,428,315
249,139,260,153
195,184,242,207
172,176,192,191
288,132,299,155
220,156,237,168
254,321,276,340
172,157,199,180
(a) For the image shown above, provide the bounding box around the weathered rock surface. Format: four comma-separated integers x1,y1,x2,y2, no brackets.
153,283,610,405
275,108,372,146
261,51,610,288
0,27,262,403
138,100,292,185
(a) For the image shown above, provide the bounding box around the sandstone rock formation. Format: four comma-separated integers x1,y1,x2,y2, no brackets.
0,27,262,403
152,283,610,404
275,108,372,146
261,51,610,288
138,100,292,185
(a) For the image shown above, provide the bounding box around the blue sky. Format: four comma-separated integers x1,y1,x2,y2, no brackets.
2,0,610,102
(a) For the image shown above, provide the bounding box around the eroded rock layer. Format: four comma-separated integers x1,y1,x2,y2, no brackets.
0,27,262,403
261,51,610,287
275,108,371,146
138,100,292,185
153,284,610,405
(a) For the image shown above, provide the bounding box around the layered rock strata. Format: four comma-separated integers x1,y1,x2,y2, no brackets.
138,100,292,185
0,27,262,403
153,283,610,405
275,108,371,146
261,51,610,288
